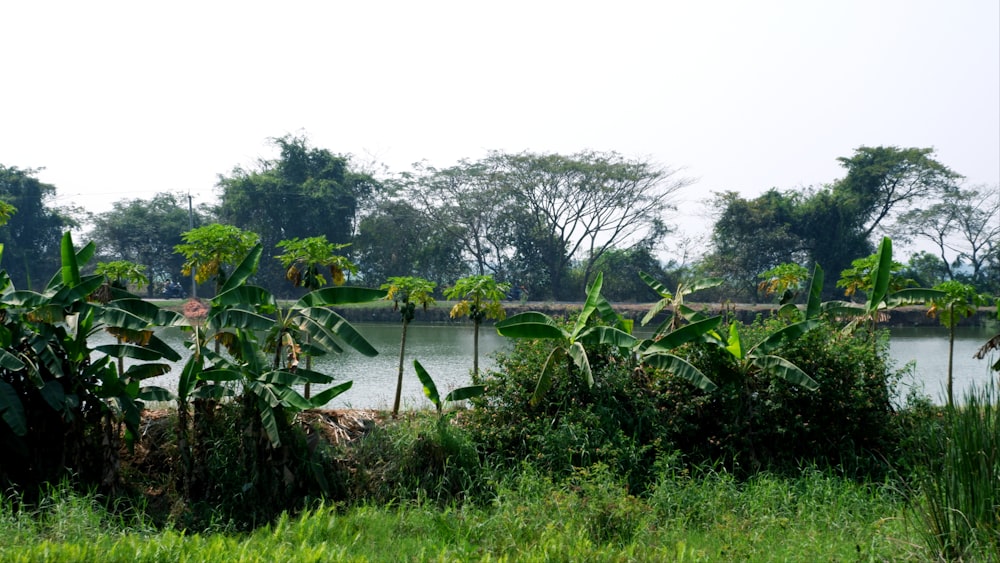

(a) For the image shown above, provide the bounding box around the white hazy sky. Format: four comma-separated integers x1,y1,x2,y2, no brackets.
2,1,998,254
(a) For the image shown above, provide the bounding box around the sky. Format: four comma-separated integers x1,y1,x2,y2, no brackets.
2,1,998,257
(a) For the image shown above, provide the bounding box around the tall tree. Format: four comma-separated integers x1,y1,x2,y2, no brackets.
707,190,806,301
216,135,378,295
489,151,689,299
354,199,467,287
834,146,961,239
88,192,202,297
894,184,1000,291
405,159,516,278
0,165,73,289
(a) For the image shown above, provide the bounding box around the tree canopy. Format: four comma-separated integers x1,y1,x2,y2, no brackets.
216,135,378,296
0,165,74,289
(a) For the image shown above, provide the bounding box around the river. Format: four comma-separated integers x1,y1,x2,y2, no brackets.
104,323,999,409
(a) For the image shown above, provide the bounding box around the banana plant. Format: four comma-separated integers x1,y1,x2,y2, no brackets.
639,271,723,335
0,232,184,489
413,359,485,416
826,237,945,338
495,272,637,405
191,243,383,448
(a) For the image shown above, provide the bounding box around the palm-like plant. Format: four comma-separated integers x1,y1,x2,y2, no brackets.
0,233,183,490
445,274,511,377
927,280,993,407
826,237,944,338
275,235,358,398
639,271,723,334
495,272,638,405
381,276,437,417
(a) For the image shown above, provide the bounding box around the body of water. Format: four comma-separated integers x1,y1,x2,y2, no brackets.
103,322,999,409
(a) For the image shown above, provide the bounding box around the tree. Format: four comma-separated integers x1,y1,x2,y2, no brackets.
354,199,467,287
274,235,357,398
707,190,806,301
174,224,259,298
405,159,516,278
216,135,378,295
488,151,689,299
88,192,202,297
834,146,961,239
0,165,74,289
445,274,510,377
926,281,992,408
381,276,437,417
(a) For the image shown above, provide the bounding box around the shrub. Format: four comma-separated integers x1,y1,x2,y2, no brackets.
656,318,905,477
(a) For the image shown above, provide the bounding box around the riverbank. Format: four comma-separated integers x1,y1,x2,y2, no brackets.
328,301,998,328
161,299,997,327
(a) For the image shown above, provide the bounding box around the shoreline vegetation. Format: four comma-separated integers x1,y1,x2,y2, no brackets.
3,235,997,561
161,299,1000,327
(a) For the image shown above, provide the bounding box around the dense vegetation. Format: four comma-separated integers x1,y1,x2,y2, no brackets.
0,140,998,559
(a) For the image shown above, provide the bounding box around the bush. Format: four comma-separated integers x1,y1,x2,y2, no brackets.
656,319,905,477
465,333,672,491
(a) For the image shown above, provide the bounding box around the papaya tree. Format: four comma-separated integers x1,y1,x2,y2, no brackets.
275,235,357,398
927,281,993,407
174,223,259,299
381,276,437,417
444,274,511,377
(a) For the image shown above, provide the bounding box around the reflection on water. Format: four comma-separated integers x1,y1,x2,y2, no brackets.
96,322,999,409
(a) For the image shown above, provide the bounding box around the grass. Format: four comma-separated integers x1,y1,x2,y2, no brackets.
907,382,1000,561
0,463,922,562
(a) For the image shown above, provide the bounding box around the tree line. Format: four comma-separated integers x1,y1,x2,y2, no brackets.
1,137,997,301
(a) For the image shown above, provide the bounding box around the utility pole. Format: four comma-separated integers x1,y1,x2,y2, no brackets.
188,192,197,298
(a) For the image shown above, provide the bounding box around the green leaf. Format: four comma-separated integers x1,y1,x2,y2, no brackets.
207,308,276,332
567,341,593,388
531,346,565,407
0,380,27,436
94,344,165,361
752,355,819,390
0,348,25,371
213,285,276,311
867,237,893,310
725,321,743,360
576,326,637,349
642,353,718,392
219,243,262,294
123,363,172,381
644,316,722,352
177,354,202,400
444,385,485,403
309,380,353,407
495,312,567,340
806,263,824,320
138,386,174,402
301,307,378,357
257,399,282,447
752,319,818,356
414,359,441,410
572,272,604,337
60,232,81,286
